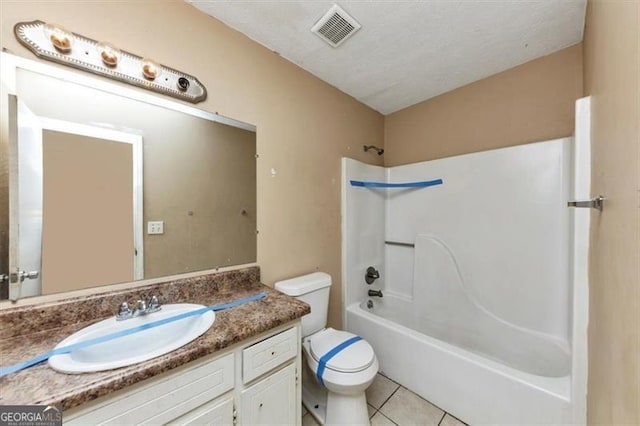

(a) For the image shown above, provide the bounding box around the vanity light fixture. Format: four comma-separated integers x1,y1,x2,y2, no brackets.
14,20,207,103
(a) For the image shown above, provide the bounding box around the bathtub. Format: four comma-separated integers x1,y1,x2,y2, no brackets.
346,295,573,425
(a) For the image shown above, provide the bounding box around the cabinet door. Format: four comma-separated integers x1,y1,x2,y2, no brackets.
169,395,234,426
239,363,296,425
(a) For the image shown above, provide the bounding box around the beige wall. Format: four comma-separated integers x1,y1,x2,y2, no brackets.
0,0,384,327
583,0,640,424
42,130,134,293
384,44,583,166
17,70,257,281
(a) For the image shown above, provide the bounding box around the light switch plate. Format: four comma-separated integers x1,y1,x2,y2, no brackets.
147,221,164,235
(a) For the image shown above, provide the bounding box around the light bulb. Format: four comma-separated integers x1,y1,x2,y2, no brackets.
141,58,161,80
96,41,121,66
43,23,72,53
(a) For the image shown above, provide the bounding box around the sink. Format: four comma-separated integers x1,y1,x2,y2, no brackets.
48,304,215,374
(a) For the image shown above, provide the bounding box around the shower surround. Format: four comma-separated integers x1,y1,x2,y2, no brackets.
341,98,591,424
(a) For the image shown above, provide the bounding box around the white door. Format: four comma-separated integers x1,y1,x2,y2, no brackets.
7,97,43,300
239,363,297,425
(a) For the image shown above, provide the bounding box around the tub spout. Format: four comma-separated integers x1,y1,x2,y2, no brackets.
368,289,383,298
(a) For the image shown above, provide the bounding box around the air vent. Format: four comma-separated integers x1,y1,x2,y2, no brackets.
311,4,361,48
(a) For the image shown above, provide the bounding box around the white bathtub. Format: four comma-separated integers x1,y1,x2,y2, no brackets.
347,297,573,425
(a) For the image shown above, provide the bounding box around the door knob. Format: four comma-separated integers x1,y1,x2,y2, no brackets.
14,270,39,282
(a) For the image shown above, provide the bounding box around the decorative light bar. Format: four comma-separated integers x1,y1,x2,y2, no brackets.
14,20,207,104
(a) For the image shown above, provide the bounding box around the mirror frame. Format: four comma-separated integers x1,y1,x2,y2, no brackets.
0,52,257,302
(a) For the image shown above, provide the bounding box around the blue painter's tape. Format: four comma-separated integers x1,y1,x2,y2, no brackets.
0,292,267,377
316,335,363,386
350,179,443,188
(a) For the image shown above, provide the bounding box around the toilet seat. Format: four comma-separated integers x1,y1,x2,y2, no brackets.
309,328,375,373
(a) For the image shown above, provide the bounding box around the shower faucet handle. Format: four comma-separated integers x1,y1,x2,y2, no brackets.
365,267,380,284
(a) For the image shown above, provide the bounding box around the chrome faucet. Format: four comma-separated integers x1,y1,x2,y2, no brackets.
116,295,162,321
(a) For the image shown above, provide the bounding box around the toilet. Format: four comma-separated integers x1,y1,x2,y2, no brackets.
275,272,378,425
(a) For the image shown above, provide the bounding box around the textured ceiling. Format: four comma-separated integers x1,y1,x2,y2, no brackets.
189,1,586,114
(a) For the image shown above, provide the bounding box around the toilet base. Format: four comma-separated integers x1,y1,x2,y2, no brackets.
326,391,370,425
302,384,327,425
302,357,328,424
302,385,370,426
302,359,370,426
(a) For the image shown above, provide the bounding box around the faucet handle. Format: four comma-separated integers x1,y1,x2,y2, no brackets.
116,302,132,320
147,295,161,313
365,267,380,284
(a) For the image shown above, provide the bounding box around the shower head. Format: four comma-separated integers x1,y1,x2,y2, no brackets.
363,145,384,155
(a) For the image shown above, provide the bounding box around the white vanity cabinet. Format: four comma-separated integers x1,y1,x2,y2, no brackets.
64,322,301,426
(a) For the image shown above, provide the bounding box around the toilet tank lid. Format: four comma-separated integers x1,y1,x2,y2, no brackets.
274,272,331,296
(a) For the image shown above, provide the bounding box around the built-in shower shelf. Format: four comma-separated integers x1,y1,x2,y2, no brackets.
349,179,443,188
385,241,415,247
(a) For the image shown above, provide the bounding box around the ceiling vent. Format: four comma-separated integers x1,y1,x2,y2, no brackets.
311,4,361,48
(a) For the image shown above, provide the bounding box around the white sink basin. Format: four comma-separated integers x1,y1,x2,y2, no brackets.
48,304,215,374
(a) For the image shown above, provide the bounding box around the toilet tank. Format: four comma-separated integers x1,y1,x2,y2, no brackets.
274,272,331,338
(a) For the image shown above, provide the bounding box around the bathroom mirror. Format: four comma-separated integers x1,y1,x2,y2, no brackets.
0,54,256,301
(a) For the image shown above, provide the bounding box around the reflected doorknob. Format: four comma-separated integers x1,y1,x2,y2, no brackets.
14,270,39,283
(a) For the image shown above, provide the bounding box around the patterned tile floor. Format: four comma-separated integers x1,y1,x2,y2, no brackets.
302,373,468,426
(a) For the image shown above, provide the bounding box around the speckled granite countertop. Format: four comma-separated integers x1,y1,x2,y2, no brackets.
0,267,309,410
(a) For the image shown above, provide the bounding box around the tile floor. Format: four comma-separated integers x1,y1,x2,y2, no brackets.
302,373,468,426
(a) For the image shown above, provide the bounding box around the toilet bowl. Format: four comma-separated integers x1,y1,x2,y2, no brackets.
275,273,378,425
304,328,378,424
304,328,378,395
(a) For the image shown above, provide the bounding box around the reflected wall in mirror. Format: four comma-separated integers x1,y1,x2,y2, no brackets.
1,56,256,300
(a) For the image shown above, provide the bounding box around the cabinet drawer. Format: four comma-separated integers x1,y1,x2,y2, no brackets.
242,327,297,384
65,353,235,425
169,395,234,426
